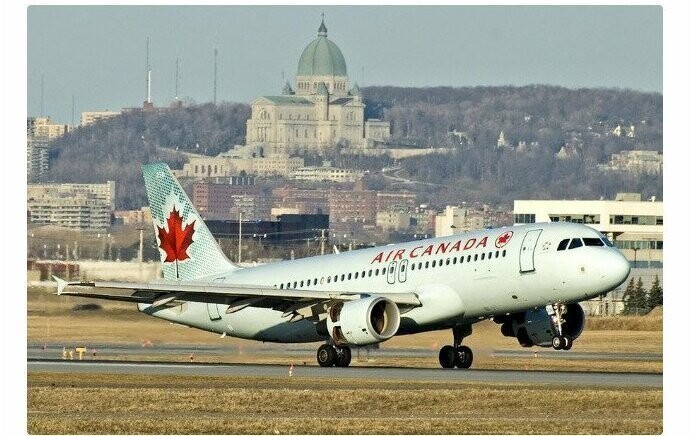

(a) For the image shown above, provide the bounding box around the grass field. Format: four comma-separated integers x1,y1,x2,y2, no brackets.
27,373,662,435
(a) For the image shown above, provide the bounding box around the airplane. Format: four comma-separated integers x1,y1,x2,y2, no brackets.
55,162,631,369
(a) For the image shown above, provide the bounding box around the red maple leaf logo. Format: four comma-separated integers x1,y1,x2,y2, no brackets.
157,206,195,262
495,231,513,248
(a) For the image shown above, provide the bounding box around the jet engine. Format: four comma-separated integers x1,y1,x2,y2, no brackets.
326,296,401,346
496,303,585,347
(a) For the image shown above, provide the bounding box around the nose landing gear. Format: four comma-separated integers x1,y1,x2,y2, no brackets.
438,325,473,369
550,303,573,350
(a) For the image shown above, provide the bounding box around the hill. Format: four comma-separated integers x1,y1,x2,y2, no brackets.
44,86,662,208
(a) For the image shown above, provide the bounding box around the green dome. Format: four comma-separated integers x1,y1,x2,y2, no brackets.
297,21,347,77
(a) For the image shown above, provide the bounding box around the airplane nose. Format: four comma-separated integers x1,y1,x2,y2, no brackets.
607,250,631,289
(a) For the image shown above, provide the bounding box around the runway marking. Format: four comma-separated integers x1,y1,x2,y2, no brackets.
27,359,662,388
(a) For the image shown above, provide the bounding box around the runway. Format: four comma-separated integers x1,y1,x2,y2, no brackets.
27,359,662,388
26,342,662,361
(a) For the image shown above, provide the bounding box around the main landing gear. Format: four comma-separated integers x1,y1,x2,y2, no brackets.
439,325,473,369
316,343,352,367
551,303,573,350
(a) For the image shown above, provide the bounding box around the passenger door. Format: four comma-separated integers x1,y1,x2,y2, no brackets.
519,229,543,273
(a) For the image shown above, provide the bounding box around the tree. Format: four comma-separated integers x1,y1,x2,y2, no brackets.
647,275,663,309
622,277,648,315
622,277,636,315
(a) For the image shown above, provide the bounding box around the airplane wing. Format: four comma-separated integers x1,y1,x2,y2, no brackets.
53,276,421,320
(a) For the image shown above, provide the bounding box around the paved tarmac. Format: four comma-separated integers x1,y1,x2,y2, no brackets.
27,342,662,361
27,359,662,388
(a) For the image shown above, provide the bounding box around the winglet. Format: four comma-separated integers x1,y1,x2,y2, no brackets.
53,275,68,295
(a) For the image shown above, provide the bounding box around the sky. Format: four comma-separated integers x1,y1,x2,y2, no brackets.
27,5,663,124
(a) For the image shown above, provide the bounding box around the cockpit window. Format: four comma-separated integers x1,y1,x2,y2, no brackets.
557,239,570,251
568,238,583,249
600,236,614,247
583,238,604,247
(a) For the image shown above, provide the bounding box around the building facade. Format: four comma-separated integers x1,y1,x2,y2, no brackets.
243,19,390,156
81,111,120,127
27,181,116,230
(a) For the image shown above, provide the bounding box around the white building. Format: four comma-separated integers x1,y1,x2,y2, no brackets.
513,193,663,267
291,165,362,183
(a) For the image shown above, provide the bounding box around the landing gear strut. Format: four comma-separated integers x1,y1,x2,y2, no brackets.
439,325,473,369
316,343,352,367
550,303,573,350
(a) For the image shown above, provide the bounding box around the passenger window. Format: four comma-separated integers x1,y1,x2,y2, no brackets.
474,254,478,261
341,274,345,281
368,270,372,277
300,281,303,287
418,262,422,269
568,238,583,249
453,257,457,264
375,269,379,276
583,238,604,247
446,258,450,265
280,284,284,289
327,276,331,283
460,256,464,263
348,273,352,280
557,239,570,251
293,281,297,288
432,260,436,267
411,264,415,271
481,253,485,260
425,261,429,268
495,250,499,258
307,279,311,286
488,252,492,259
334,275,338,282
287,282,291,289
467,256,471,263
502,250,506,257
401,265,406,272
354,272,358,279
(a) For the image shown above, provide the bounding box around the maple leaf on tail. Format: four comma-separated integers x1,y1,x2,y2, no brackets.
157,206,196,262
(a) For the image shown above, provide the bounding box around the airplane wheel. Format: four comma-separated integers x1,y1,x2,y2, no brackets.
317,344,337,367
552,335,564,350
563,335,573,350
336,346,352,367
455,345,473,369
439,345,456,368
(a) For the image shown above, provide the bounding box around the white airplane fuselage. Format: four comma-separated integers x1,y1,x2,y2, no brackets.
138,222,630,344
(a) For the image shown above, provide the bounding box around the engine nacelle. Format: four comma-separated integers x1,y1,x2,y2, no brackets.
326,296,401,346
498,303,585,347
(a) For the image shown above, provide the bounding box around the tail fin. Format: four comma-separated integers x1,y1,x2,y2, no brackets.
142,163,239,280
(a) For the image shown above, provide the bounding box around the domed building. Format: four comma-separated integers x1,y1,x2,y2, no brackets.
244,19,391,155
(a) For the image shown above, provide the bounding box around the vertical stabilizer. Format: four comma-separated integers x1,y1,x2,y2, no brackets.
142,163,239,280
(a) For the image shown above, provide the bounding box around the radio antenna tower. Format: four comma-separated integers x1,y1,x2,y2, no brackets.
40,73,44,117
213,47,218,105
175,57,180,100
145,37,151,104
